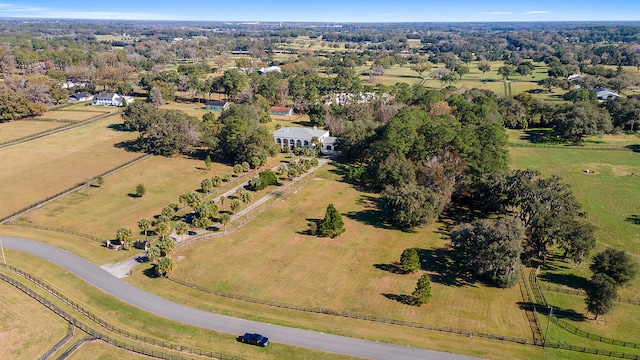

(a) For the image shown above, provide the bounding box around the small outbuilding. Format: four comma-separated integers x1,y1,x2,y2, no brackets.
593,87,620,101
270,106,293,116
69,91,94,102
205,100,230,111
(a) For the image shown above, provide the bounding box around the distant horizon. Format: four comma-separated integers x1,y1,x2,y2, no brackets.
0,1,639,23
3,18,640,25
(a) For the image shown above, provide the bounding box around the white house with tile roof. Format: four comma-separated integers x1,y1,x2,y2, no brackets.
92,92,134,106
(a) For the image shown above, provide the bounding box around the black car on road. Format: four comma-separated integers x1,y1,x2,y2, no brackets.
238,333,269,347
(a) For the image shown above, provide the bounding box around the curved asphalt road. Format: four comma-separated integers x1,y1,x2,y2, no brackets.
2,236,479,360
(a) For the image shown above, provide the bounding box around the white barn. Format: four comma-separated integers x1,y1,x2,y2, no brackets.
273,127,337,151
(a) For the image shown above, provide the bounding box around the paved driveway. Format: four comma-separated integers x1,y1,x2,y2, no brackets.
2,236,480,360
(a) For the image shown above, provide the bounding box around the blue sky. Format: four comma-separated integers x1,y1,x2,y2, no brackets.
0,1,639,22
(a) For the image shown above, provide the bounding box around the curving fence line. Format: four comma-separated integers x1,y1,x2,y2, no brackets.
532,267,640,350
39,321,74,360
0,265,243,360
539,283,640,306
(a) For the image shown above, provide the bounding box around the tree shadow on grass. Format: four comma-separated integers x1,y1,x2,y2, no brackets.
107,123,128,131
626,145,640,153
517,302,586,322
538,272,589,291
327,161,350,181
626,215,640,225
114,139,141,153
297,218,322,236
522,129,566,145
382,293,416,306
415,247,471,287
373,262,404,274
142,266,159,278
128,193,142,198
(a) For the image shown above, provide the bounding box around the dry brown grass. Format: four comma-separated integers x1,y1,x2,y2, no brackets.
0,114,139,218
0,281,69,359
0,120,67,143
169,163,531,338
35,111,106,122
25,154,237,239
65,340,157,360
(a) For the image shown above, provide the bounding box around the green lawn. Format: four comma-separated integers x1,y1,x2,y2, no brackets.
509,146,640,255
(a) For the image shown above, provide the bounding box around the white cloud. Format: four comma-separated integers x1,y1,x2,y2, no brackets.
525,10,550,14
0,3,189,20
478,11,512,15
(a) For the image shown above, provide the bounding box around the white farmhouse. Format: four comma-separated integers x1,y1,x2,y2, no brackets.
92,92,134,107
273,126,337,151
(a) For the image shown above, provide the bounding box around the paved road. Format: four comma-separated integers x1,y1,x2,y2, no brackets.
1,236,479,360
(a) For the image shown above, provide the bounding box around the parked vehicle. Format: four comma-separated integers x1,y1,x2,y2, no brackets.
238,333,269,347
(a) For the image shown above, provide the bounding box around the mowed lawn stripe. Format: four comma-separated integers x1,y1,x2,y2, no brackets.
173,164,532,338
0,115,139,218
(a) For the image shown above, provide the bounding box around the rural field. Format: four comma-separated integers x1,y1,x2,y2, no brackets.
507,137,640,346
0,113,139,218
0,281,69,359
0,119,67,143
35,110,109,122
145,163,532,338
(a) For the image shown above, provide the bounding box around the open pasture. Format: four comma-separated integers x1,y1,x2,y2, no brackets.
168,163,531,338
509,146,640,255
25,154,235,240
0,120,67,143
0,115,139,218
35,110,106,122
0,281,69,360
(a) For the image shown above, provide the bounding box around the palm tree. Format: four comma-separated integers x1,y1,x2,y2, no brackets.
115,226,133,250
187,192,202,210
155,221,169,240
220,213,230,232
230,199,241,213
174,221,189,242
219,195,226,210
178,193,190,213
155,256,177,277
146,246,161,263
193,216,212,239
211,175,222,193
138,218,151,242
241,191,253,217
157,237,177,256
201,178,213,195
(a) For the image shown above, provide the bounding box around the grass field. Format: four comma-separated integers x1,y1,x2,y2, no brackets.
508,129,640,147
0,250,358,360
0,120,68,143
509,146,640,256
162,162,531,338
0,281,69,359
35,110,107,122
0,113,139,218
65,340,151,360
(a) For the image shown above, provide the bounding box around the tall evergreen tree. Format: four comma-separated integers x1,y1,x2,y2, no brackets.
412,274,432,306
319,203,346,238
